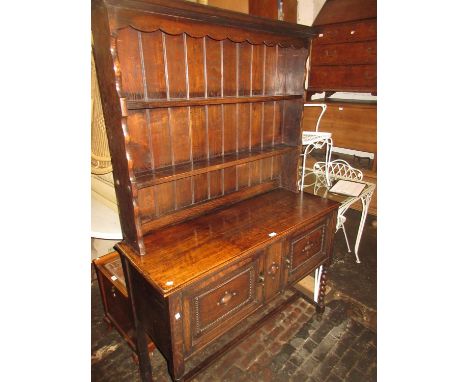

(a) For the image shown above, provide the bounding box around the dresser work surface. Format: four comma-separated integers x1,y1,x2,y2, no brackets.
121,189,338,296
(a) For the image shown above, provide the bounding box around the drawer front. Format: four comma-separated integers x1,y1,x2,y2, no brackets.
184,256,262,351
291,225,326,271
311,41,376,66
286,222,328,283
309,64,376,92
313,19,376,45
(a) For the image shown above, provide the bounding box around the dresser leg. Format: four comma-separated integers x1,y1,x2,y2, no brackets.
120,255,154,382
168,295,185,382
316,263,328,314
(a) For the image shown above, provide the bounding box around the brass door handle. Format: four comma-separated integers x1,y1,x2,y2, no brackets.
267,262,279,277
217,290,237,306
302,243,314,253
258,272,265,285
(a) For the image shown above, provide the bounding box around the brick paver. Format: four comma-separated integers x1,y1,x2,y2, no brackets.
92,277,377,382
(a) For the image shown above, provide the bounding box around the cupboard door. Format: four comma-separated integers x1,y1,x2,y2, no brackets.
183,256,262,353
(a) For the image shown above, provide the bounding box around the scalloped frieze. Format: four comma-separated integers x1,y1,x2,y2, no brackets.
109,8,309,49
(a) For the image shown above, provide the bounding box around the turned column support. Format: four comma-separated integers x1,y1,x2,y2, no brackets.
315,262,328,314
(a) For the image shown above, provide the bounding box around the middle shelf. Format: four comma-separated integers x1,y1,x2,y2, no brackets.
134,144,296,189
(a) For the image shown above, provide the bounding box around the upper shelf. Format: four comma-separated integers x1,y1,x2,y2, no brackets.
134,144,295,189
126,95,303,111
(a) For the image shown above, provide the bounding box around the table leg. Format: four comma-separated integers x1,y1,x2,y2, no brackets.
120,256,154,381
354,192,373,263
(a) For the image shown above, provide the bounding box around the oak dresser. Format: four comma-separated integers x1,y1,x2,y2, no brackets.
92,0,339,380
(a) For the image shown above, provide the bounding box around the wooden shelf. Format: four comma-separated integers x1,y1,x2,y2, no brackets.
126,95,303,110
134,144,295,189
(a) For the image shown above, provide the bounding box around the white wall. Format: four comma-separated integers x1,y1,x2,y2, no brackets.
297,0,326,26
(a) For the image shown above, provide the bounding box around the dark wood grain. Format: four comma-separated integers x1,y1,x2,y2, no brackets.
207,105,223,157
123,189,337,295
186,35,206,98
249,0,278,20
308,0,377,96
141,180,280,234
93,252,156,357
92,0,144,255
222,39,237,97
92,3,337,382
237,42,252,97
205,37,222,97
115,27,144,100
106,0,315,39
140,31,167,99
134,144,295,189
313,0,376,26
165,33,187,99
126,94,302,109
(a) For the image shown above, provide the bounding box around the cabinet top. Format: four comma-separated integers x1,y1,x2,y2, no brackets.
313,0,376,26
95,0,315,38
117,189,338,296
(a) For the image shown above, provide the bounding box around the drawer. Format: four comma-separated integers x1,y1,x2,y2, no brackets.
286,223,327,282
290,225,325,270
313,19,376,45
309,64,376,92
184,256,262,351
311,41,376,66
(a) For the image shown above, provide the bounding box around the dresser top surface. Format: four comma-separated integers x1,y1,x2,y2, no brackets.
118,189,338,295
313,0,377,26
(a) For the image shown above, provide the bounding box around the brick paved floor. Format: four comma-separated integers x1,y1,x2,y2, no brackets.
92,209,377,381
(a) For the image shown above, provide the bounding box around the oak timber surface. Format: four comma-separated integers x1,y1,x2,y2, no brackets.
119,189,338,296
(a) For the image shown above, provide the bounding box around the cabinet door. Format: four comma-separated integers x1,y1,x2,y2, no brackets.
182,255,263,353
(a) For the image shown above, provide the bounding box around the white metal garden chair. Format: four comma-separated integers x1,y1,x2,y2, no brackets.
312,159,366,302
299,103,333,190
313,159,363,260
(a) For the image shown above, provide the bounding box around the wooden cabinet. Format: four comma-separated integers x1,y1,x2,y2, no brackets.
307,0,377,98
249,0,297,22
93,252,155,358
92,0,339,380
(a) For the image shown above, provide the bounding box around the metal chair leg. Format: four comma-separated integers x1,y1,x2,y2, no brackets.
300,148,308,191
341,223,352,254
324,138,333,187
